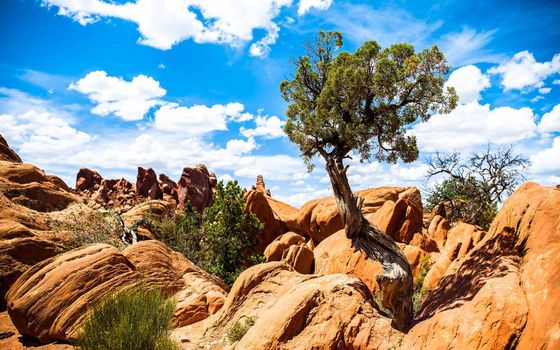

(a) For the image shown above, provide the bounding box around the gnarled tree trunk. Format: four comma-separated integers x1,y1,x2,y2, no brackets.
325,157,413,332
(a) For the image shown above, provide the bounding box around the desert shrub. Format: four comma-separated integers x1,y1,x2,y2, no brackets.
74,287,179,350
412,255,431,314
426,146,528,229
52,208,126,249
139,201,204,267
226,316,257,343
202,180,264,285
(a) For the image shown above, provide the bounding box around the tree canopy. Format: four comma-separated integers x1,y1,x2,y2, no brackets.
281,31,458,171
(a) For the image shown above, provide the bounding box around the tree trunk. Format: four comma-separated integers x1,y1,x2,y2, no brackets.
325,158,413,332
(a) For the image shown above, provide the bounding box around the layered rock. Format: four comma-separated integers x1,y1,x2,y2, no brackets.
0,135,22,163
0,156,81,307
173,262,403,349
297,187,423,244
263,232,306,262
177,164,216,213
245,190,300,251
6,240,227,343
159,173,178,202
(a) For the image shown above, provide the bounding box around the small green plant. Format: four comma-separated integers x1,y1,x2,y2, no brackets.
412,255,432,314
74,287,179,350
52,208,126,249
226,316,257,343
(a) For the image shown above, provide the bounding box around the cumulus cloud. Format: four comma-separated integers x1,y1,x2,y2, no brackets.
41,0,321,56
240,115,285,138
538,104,560,133
153,102,247,135
226,137,257,155
297,0,333,16
530,137,560,175
412,102,537,151
488,50,560,91
445,65,490,103
69,71,166,121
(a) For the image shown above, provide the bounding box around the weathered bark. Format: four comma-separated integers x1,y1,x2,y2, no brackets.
325,158,413,332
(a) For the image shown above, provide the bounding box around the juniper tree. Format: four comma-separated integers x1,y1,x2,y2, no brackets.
281,31,457,331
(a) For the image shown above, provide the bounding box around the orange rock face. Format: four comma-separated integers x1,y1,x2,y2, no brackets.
280,244,314,274
314,230,428,295
173,262,402,349
245,190,300,251
422,222,485,291
177,164,216,214
297,187,423,244
0,135,22,163
6,241,227,343
403,227,528,349
263,231,306,262
486,182,560,349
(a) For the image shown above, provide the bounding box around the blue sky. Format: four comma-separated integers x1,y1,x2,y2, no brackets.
1,0,559,206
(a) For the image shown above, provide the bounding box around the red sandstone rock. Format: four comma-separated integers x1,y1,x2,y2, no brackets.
263,231,306,262
75,168,102,191
136,167,162,200
177,164,215,213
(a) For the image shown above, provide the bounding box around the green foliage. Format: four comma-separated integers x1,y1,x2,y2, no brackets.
74,287,179,350
140,201,204,267
52,208,126,249
281,30,457,171
412,255,431,314
202,181,264,285
426,146,528,229
226,316,257,343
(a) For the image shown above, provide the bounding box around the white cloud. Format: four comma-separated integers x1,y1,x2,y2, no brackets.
530,137,560,175
0,89,92,165
554,79,560,85
412,102,537,151
538,87,551,94
218,173,234,183
226,137,257,155
153,102,246,135
445,65,490,103
297,0,333,16
69,70,165,121
240,115,285,138
488,50,560,91
439,27,501,66
538,104,560,133
42,0,312,56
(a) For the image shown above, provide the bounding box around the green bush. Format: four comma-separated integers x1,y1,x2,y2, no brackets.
202,180,264,285
412,255,431,314
140,201,204,267
52,208,126,249
74,287,179,350
226,316,257,343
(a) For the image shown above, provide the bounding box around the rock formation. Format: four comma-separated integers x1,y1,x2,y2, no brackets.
177,164,216,213
136,167,162,200
0,135,22,163
296,186,423,244
75,168,102,192
6,241,227,343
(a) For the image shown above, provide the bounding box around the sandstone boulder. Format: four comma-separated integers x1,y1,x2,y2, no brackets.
263,232,306,262
280,244,314,274
245,190,300,251
173,262,402,349
6,241,227,343
422,222,485,291
298,187,423,244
